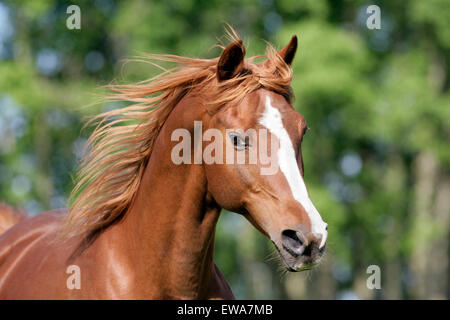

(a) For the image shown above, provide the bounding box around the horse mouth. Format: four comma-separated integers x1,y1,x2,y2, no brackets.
272,241,322,272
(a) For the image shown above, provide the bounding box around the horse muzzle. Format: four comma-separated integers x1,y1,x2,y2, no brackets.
273,228,327,272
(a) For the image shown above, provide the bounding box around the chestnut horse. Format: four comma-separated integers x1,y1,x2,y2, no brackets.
0,31,328,299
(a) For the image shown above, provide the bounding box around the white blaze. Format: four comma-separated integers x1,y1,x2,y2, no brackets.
258,96,327,247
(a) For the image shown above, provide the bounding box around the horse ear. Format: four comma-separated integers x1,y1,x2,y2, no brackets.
278,35,298,66
217,40,246,81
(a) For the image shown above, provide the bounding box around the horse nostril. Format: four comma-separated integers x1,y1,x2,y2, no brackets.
281,229,304,257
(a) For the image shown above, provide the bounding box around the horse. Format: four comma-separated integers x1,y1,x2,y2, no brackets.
0,30,328,299
0,204,25,235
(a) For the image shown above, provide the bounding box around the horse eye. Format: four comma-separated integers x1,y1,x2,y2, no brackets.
229,133,248,149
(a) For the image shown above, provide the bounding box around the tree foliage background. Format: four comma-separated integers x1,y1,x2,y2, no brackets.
0,0,449,299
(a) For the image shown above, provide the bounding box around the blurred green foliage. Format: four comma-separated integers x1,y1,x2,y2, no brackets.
0,0,449,299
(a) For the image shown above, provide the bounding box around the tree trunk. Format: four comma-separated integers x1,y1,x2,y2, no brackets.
408,152,440,298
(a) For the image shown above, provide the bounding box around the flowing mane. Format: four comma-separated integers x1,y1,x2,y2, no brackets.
62,29,294,240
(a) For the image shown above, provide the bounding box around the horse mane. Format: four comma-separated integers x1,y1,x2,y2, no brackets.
61,28,294,240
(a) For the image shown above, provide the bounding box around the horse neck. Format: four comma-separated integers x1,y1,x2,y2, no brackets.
104,94,222,298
